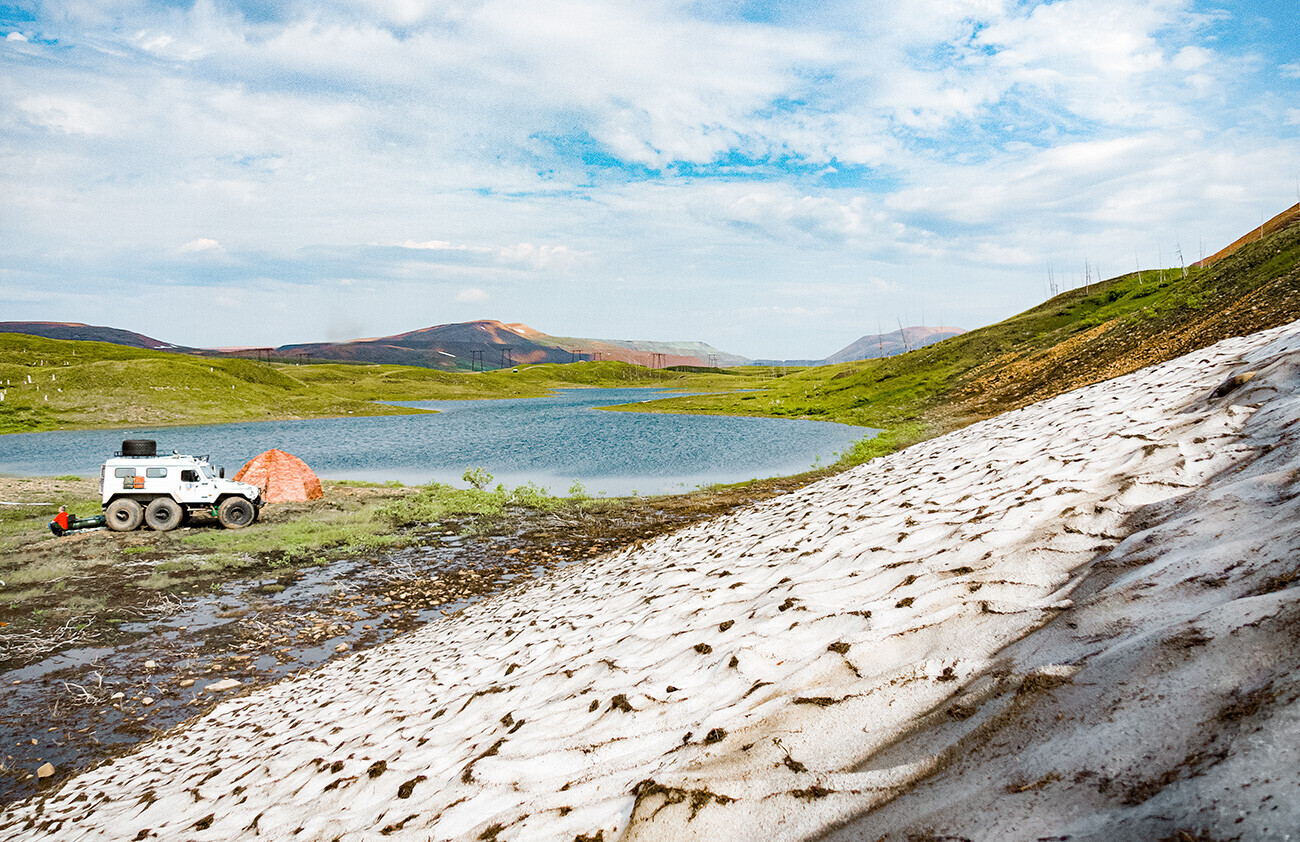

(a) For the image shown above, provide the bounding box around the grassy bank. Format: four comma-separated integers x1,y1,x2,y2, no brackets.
0,470,591,619
0,339,763,436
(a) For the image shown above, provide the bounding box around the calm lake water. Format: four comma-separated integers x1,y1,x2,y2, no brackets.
0,388,868,496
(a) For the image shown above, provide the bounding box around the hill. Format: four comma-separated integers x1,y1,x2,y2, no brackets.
620,205,1300,457
1193,200,1300,268
0,322,197,353
0,331,744,435
274,321,748,370
273,320,574,369
824,325,966,363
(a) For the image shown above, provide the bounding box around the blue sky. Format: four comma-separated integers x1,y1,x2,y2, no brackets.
2,0,1298,359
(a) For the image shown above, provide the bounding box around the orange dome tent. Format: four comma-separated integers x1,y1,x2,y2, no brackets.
234,449,324,502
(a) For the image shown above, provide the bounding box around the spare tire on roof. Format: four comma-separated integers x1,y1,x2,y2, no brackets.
121,439,157,457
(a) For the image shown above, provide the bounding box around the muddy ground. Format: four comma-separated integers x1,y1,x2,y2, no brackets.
0,474,818,807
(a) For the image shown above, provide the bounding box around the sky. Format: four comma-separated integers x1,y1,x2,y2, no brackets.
2,1,1298,360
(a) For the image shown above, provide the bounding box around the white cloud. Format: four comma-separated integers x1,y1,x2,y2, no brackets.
397,240,582,270
6,31,28,42
401,240,489,254
497,243,580,270
179,238,222,253
456,287,487,303
1172,45,1213,71
18,96,114,135
974,242,1035,266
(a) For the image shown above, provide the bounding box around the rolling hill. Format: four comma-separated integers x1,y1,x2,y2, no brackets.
0,319,749,371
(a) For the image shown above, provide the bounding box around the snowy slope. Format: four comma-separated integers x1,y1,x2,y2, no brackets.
4,322,1299,842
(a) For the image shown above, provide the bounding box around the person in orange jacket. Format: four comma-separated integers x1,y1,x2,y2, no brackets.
50,505,71,536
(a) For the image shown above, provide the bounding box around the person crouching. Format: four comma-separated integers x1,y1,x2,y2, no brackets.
50,505,71,537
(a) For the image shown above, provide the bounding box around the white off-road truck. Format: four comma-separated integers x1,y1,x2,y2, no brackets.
99,439,262,532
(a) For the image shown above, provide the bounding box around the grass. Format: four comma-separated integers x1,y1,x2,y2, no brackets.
379,469,582,531
0,495,101,553
0,469,618,627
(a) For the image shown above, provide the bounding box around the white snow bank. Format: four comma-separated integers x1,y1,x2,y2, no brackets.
4,322,1300,842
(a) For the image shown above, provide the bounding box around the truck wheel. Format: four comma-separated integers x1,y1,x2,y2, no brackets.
218,497,255,529
105,498,143,532
145,497,183,532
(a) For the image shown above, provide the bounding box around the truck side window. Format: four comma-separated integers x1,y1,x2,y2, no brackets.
146,468,168,478
114,468,136,478
181,469,199,482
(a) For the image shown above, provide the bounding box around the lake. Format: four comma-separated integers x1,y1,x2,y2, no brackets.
0,388,869,496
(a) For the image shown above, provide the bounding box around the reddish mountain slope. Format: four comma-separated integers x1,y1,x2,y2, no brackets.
275,320,572,369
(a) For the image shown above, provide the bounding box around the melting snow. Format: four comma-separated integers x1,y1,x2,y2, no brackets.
5,322,1300,841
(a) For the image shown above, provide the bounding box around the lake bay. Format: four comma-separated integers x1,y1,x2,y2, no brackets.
0,388,869,496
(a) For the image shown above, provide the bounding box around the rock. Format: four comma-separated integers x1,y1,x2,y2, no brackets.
335,643,350,652
142,697,154,706
204,678,242,693
36,763,54,779
144,660,157,669
111,692,125,700
179,679,195,688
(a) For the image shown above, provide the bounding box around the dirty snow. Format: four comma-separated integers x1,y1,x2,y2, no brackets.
4,322,1300,841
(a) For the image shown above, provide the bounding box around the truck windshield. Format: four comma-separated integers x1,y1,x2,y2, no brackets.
201,466,216,480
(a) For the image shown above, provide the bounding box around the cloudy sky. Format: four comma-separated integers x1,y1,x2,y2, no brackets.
3,1,1297,359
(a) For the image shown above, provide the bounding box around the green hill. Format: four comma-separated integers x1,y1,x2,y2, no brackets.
615,214,1300,463
0,338,755,435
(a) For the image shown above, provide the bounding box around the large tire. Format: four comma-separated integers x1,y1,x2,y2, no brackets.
218,497,255,529
144,497,183,532
105,498,143,532
121,439,157,457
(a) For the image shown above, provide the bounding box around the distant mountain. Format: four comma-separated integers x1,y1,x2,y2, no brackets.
272,321,572,369
0,318,747,371
752,326,966,366
0,321,197,353
270,321,748,370
825,326,966,363
530,329,750,368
